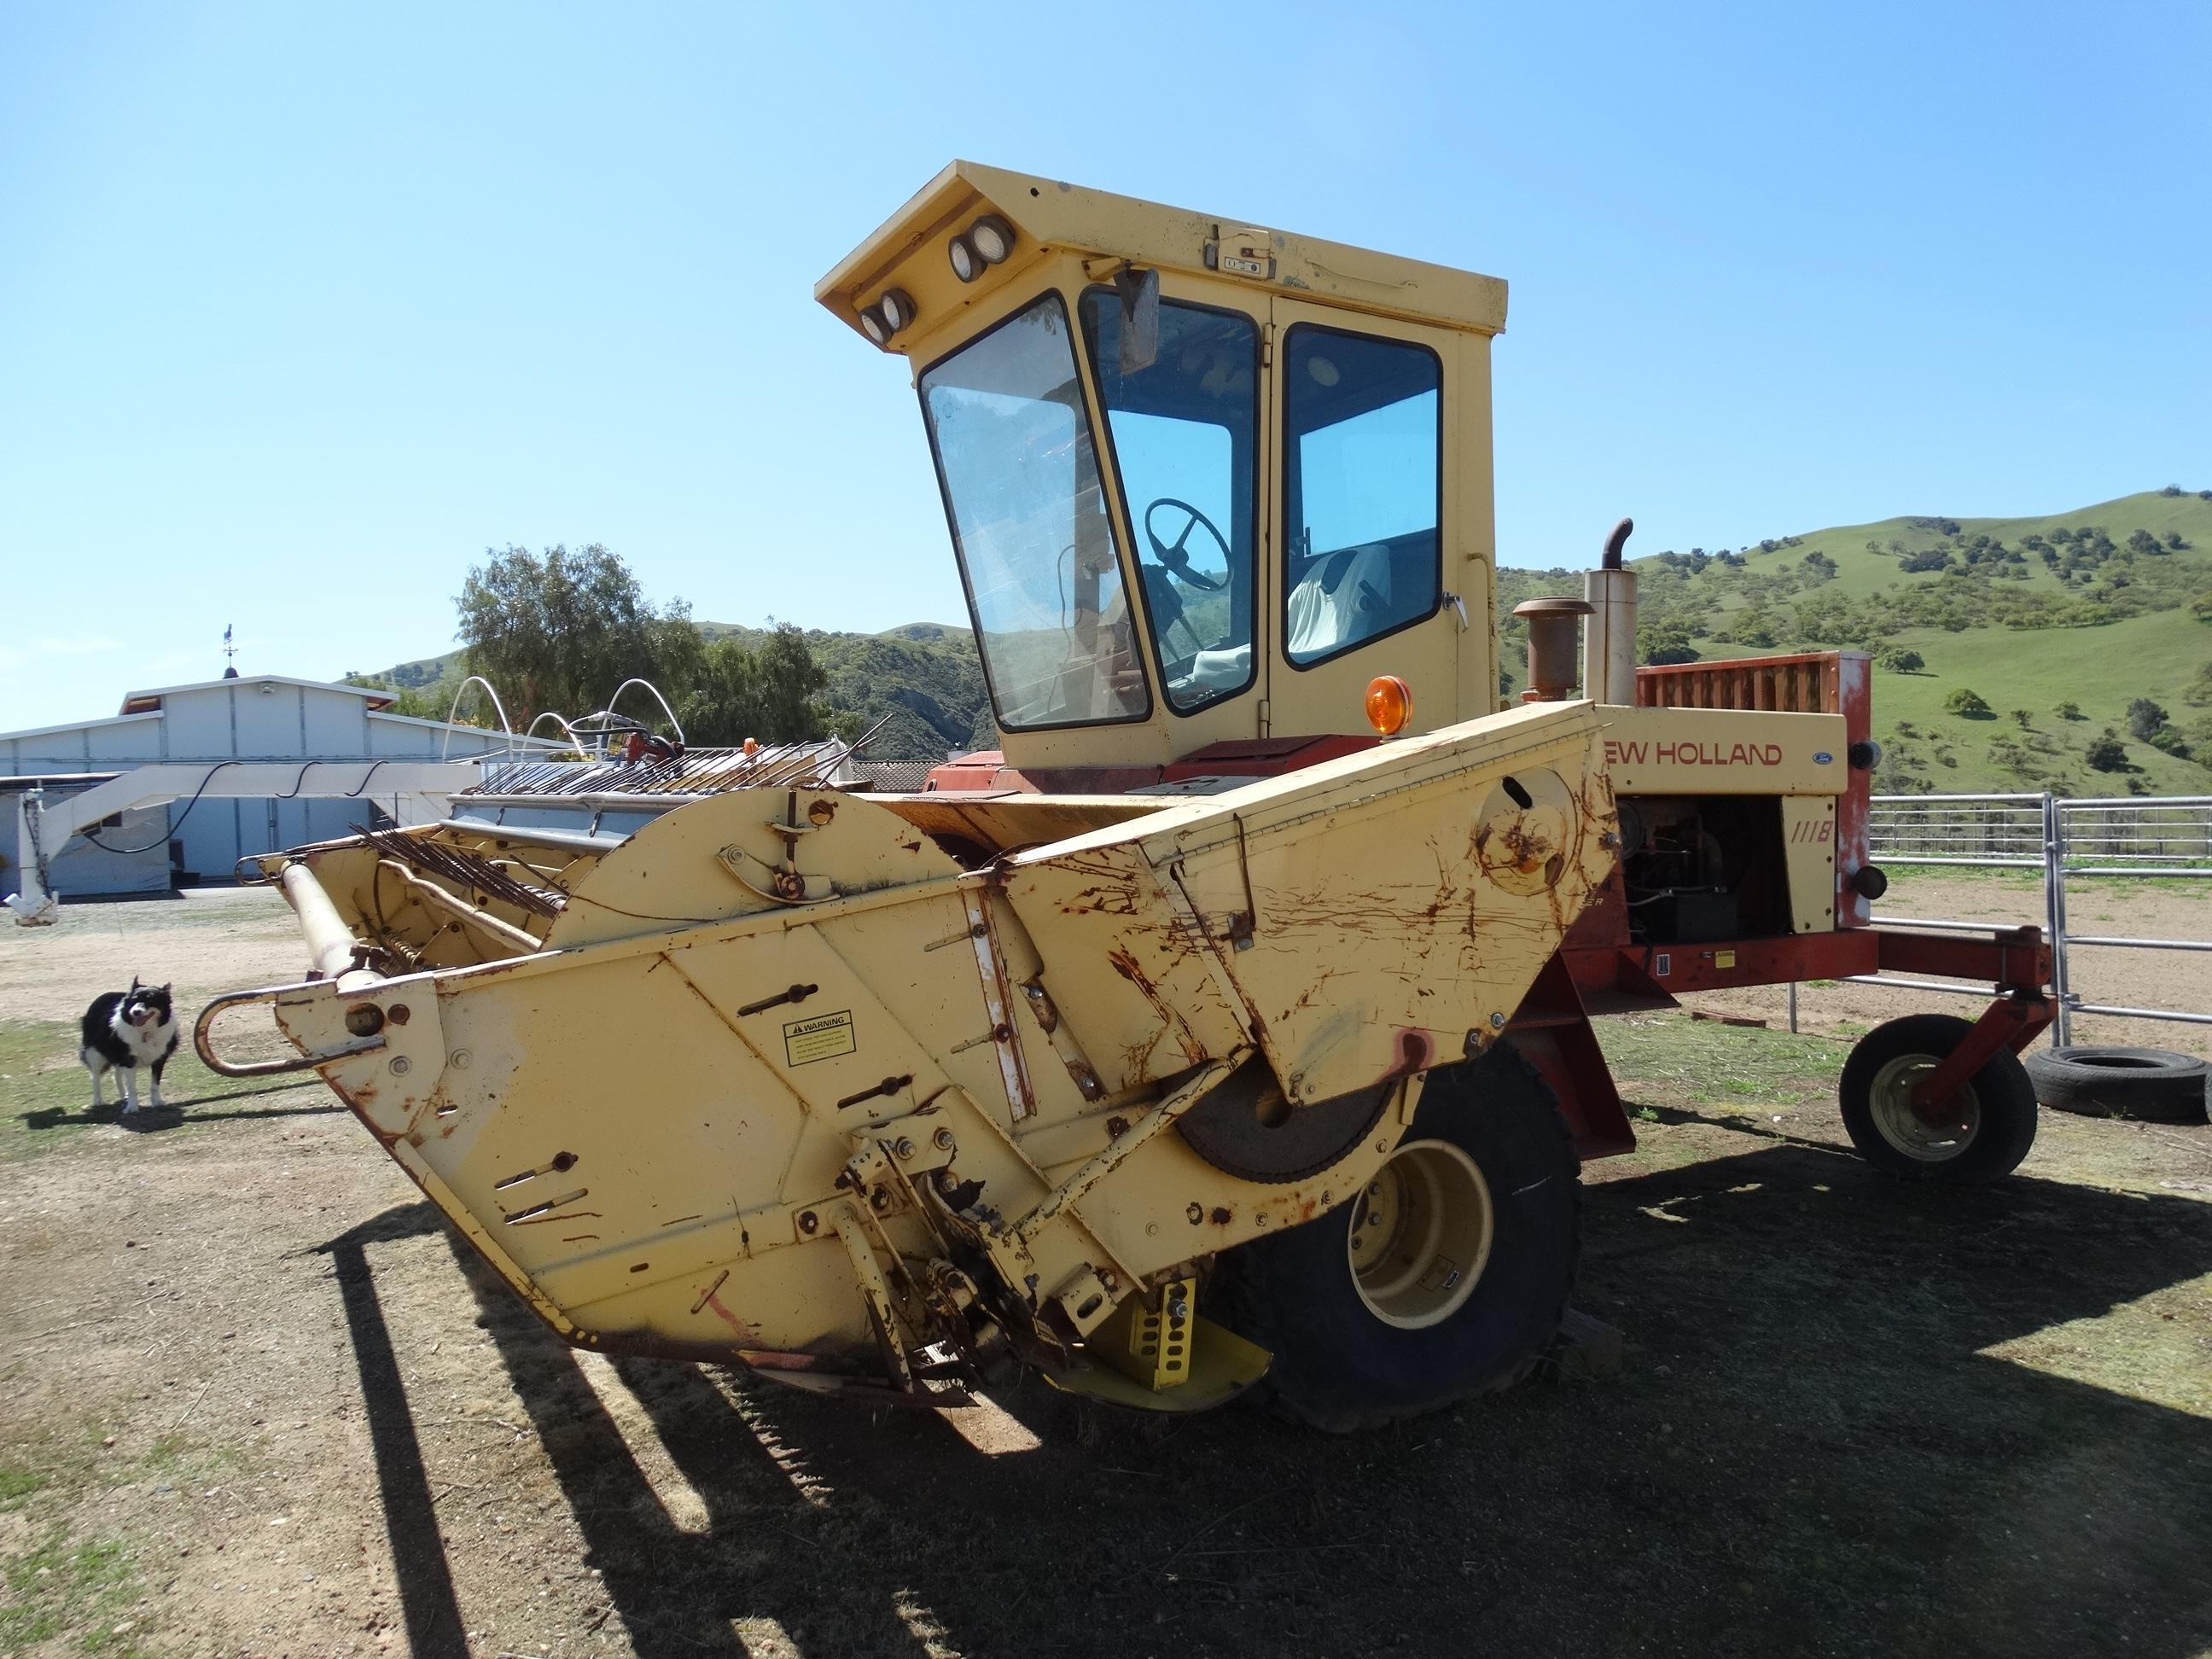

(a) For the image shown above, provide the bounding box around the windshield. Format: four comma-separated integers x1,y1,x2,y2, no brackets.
920,294,1149,730
1081,294,1259,713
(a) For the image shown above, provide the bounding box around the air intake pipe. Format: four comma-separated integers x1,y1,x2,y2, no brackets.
1582,517,1638,706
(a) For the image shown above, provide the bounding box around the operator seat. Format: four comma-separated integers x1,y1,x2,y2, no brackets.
1287,543,1393,660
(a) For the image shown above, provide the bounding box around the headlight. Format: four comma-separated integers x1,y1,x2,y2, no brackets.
969,215,1016,264
947,235,981,282
859,306,892,346
877,288,918,332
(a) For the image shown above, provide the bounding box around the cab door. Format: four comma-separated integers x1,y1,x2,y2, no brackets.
1260,296,1468,740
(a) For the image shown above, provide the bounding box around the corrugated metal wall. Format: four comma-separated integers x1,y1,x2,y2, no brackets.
0,678,520,887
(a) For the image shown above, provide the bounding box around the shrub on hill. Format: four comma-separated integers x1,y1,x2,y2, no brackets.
1943,688,1995,719
2127,698,2169,742
1877,648,1924,673
2085,729,2131,772
2054,700,2083,720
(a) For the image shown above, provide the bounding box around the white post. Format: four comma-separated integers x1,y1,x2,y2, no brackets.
5,789,59,925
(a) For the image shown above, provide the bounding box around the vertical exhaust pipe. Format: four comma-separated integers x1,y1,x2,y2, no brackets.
1582,517,1637,706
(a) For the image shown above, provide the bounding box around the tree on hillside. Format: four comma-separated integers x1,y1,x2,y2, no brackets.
456,543,701,725
1876,647,1924,673
677,623,835,747
2191,591,2212,625
2011,709,2033,729
2053,700,2084,720
1943,688,1994,719
1639,620,1700,666
2085,729,2130,772
2126,698,2168,742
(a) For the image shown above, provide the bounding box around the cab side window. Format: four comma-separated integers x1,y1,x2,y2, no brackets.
1282,327,1442,667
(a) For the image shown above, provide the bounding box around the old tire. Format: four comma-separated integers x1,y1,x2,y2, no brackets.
1839,1014,2038,1183
2023,1046,2208,1124
1210,1047,1579,1434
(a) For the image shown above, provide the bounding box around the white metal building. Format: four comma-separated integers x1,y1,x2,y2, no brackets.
0,672,522,895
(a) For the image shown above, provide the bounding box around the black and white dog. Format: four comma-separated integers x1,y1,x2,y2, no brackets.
79,979,179,1115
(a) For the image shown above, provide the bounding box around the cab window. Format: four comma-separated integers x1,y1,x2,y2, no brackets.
1081,294,1260,713
1283,326,1442,667
919,294,1150,730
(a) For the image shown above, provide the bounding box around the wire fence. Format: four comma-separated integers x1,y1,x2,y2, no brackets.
1859,793,2212,1043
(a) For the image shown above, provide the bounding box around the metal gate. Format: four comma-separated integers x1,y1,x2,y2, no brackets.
1863,792,2212,1043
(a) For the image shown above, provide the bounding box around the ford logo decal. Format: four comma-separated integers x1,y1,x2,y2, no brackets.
1813,751,1834,765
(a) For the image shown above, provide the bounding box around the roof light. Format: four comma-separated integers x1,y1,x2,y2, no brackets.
859,306,892,346
877,288,918,332
1365,675,1412,738
969,215,1015,265
948,235,981,282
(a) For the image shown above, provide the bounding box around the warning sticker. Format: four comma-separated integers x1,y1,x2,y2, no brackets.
783,1010,856,1067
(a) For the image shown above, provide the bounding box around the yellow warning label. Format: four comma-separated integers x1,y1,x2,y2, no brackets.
1714,949,1738,969
783,1009,856,1067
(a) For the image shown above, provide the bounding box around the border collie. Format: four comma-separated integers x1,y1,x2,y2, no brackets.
80,978,178,1115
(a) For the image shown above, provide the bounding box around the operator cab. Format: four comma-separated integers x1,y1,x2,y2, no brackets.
818,162,1507,783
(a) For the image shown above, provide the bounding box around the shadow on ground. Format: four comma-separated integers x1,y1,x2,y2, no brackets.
20,1085,341,1133
327,1133,2212,1659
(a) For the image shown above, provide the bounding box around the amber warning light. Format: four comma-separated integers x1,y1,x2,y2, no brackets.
1365,675,1412,737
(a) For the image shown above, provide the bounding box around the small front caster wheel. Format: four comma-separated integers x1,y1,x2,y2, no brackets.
1839,1013,2038,1184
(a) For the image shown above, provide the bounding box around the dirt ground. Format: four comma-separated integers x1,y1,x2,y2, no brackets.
3,888,2209,1659
1682,868,2212,1059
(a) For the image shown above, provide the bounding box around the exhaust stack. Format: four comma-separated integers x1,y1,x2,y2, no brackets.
1582,517,1638,705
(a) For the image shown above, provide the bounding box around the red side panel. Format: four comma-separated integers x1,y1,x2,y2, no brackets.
1505,955,1636,1161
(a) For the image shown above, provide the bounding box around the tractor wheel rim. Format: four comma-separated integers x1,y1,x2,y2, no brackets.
1867,1053,1980,1161
1346,1138,1493,1329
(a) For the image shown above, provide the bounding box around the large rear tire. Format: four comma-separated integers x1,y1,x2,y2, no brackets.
1211,1047,1580,1434
1839,1014,2038,1184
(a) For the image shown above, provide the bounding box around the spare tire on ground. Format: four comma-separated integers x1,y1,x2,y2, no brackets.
2023,1046,2209,1124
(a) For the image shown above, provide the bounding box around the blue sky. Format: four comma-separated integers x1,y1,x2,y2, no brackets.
3,2,2207,731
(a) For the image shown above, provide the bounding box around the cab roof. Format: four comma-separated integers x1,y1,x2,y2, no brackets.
815,160,1509,349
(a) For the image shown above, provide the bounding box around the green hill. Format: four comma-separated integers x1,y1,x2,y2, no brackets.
1501,486,2212,795
358,488,2212,785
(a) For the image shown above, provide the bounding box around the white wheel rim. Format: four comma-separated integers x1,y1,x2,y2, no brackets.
1867,1053,1980,1161
1346,1138,1494,1329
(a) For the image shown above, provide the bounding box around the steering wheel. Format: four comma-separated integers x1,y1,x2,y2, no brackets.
1144,498,1231,591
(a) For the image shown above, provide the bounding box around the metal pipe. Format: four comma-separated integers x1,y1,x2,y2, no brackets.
2062,934,2212,952
1866,800,2034,813
1870,915,2034,933
376,859,543,957
2063,866,2212,879
1839,975,1997,998
2044,791,2069,1048
1875,855,2044,869
1582,518,1637,705
278,863,383,990
434,818,629,853
2066,1000,2212,1027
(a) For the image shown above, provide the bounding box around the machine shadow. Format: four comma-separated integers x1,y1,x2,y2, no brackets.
317,1202,469,1659
359,1143,2212,1659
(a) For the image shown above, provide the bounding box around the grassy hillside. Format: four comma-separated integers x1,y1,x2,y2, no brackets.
1501,486,2212,795
359,489,2212,785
